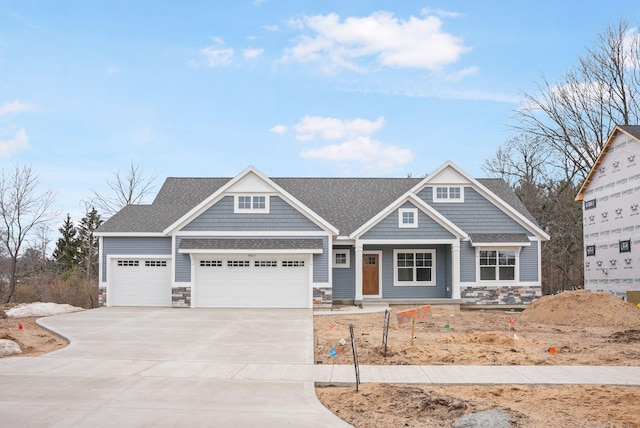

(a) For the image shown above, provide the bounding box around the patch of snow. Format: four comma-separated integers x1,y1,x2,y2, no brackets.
0,339,21,357
5,302,84,318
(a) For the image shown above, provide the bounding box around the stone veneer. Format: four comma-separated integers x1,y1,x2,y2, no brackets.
313,287,332,308
98,287,107,307
462,285,540,305
172,287,191,308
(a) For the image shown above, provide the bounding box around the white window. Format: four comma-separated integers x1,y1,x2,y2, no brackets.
433,186,464,202
333,250,351,268
200,260,222,267
255,260,277,267
228,260,250,267
117,260,139,267
234,195,269,213
282,260,305,267
393,250,435,286
145,260,167,267
398,208,418,228
479,249,516,281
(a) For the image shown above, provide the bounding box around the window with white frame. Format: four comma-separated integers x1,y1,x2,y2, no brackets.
234,195,269,213
433,186,463,202
398,208,418,228
393,250,435,286
479,249,516,281
333,250,350,268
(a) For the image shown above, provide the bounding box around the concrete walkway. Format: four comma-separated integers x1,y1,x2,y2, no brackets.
1,308,638,428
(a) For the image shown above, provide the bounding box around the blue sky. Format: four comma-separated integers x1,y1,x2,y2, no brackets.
1,1,639,224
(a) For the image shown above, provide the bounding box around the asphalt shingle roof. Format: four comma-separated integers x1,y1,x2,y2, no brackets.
98,175,540,235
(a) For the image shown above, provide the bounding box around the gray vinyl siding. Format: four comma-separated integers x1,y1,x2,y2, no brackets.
460,240,476,282
418,187,530,234
101,237,172,282
362,202,456,240
519,240,539,282
332,247,355,299
371,245,449,299
181,195,323,232
174,235,329,283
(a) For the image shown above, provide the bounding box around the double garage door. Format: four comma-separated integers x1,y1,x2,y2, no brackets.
109,254,310,308
193,254,310,308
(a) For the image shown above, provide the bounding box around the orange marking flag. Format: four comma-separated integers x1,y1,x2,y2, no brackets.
396,305,431,325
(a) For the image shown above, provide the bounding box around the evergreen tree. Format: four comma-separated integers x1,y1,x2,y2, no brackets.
78,207,103,279
52,214,80,272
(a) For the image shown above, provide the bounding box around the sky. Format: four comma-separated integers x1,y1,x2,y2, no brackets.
1,0,640,229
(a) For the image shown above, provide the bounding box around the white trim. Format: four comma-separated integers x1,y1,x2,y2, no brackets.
233,194,271,214
173,230,330,237
475,247,521,283
350,193,467,239
398,208,418,228
432,185,465,203
332,249,351,268
360,238,459,246
470,241,531,247
362,250,382,298
393,249,436,287
163,166,339,235
179,248,323,255
96,232,166,237
411,161,550,241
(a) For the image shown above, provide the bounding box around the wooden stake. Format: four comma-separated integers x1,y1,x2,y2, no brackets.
411,319,415,345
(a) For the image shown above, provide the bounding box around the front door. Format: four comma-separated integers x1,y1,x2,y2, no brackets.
363,254,379,295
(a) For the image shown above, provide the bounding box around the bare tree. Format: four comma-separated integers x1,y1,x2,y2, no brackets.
0,165,57,303
90,163,156,217
513,20,640,183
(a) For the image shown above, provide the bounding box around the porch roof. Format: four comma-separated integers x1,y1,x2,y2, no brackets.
178,238,324,252
468,233,530,246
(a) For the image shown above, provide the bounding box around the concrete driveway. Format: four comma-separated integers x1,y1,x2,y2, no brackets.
0,307,350,427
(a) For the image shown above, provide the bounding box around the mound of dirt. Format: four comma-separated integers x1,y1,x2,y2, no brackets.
520,290,640,328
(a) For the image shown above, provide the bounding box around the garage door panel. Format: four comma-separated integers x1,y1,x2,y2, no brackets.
110,258,172,307
194,255,309,308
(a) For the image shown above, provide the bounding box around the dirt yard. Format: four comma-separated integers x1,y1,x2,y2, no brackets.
2,292,640,427
314,290,640,427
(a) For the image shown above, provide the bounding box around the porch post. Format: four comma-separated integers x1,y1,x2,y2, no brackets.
451,239,461,299
354,240,363,304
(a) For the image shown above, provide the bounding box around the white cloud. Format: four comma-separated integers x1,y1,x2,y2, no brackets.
294,116,385,141
623,26,640,69
283,11,469,72
243,48,264,59
300,136,413,172
0,100,34,115
270,124,288,134
0,128,30,157
263,24,279,32
201,46,234,67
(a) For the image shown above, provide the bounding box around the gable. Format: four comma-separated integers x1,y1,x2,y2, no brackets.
577,125,640,201
361,201,456,240
181,195,323,232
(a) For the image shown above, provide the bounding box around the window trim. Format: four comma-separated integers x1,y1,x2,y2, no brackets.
332,249,351,268
393,249,436,287
398,208,418,228
234,195,270,213
433,186,464,203
476,247,519,282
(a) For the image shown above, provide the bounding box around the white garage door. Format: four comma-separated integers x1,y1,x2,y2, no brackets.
109,258,172,307
193,254,310,308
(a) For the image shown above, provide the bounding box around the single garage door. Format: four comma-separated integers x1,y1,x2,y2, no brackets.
109,258,172,307
193,254,310,308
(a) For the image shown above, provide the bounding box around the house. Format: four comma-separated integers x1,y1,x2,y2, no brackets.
95,161,549,309
575,125,640,299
